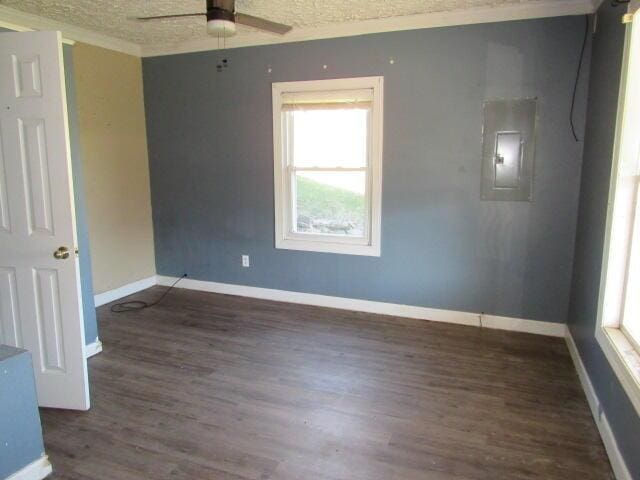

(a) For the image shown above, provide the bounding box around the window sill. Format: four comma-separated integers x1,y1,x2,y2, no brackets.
276,237,380,257
595,325,640,415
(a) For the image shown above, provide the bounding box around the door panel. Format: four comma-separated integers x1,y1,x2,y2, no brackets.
0,266,22,347
19,117,55,235
33,268,66,372
0,132,9,233
12,54,43,98
0,31,89,410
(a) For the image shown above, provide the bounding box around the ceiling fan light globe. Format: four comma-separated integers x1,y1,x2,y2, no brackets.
207,19,236,37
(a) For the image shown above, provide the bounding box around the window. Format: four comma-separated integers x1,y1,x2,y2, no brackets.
596,16,640,415
272,77,383,256
621,182,640,351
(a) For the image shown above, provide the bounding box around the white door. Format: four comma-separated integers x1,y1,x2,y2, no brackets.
0,31,89,410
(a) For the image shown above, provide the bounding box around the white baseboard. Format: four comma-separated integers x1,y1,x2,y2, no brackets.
156,275,565,337
565,330,632,480
85,339,102,358
5,456,52,480
94,276,157,307
480,313,566,337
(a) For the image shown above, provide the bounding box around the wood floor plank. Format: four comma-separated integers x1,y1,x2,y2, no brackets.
40,287,613,479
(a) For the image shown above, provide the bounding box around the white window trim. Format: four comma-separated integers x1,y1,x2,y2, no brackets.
272,76,383,256
595,17,640,416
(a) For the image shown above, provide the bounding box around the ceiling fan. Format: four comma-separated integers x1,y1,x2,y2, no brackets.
136,0,293,37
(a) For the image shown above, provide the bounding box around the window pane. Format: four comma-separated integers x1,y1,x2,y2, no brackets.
290,109,368,168
625,313,640,349
623,270,640,347
294,171,366,237
622,187,640,348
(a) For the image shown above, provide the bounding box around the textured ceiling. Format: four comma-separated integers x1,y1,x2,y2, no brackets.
2,0,555,46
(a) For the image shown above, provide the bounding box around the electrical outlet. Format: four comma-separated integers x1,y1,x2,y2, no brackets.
242,255,250,268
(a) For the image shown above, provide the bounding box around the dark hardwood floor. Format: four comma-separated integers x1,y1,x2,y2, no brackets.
41,286,613,479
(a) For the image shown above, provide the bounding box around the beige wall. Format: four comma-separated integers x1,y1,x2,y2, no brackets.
73,43,155,294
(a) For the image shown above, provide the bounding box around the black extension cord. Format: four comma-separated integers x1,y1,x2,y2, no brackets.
570,15,590,142
110,274,187,313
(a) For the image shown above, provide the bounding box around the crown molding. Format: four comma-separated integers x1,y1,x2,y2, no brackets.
0,5,141,56
141,0,596,57
1,0,596,59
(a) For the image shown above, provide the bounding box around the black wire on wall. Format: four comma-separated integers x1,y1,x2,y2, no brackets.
570,15,590,142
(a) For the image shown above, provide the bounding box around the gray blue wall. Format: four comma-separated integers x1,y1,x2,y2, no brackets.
567,3,640,477
0,346,46,478
63,44,98,346
143,16,589,323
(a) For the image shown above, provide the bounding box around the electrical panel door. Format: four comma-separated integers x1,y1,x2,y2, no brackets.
481,99,537,201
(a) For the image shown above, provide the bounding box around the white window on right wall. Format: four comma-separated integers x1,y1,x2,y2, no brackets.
596,14,640,415
272,77,383,256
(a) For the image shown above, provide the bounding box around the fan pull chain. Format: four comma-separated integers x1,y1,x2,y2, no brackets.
215,25,230,73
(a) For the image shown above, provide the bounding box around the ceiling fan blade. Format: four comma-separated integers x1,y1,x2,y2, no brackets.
136,13,205,21
235,13,292,35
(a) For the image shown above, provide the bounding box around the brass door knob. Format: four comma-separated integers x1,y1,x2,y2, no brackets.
53,246,70,260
